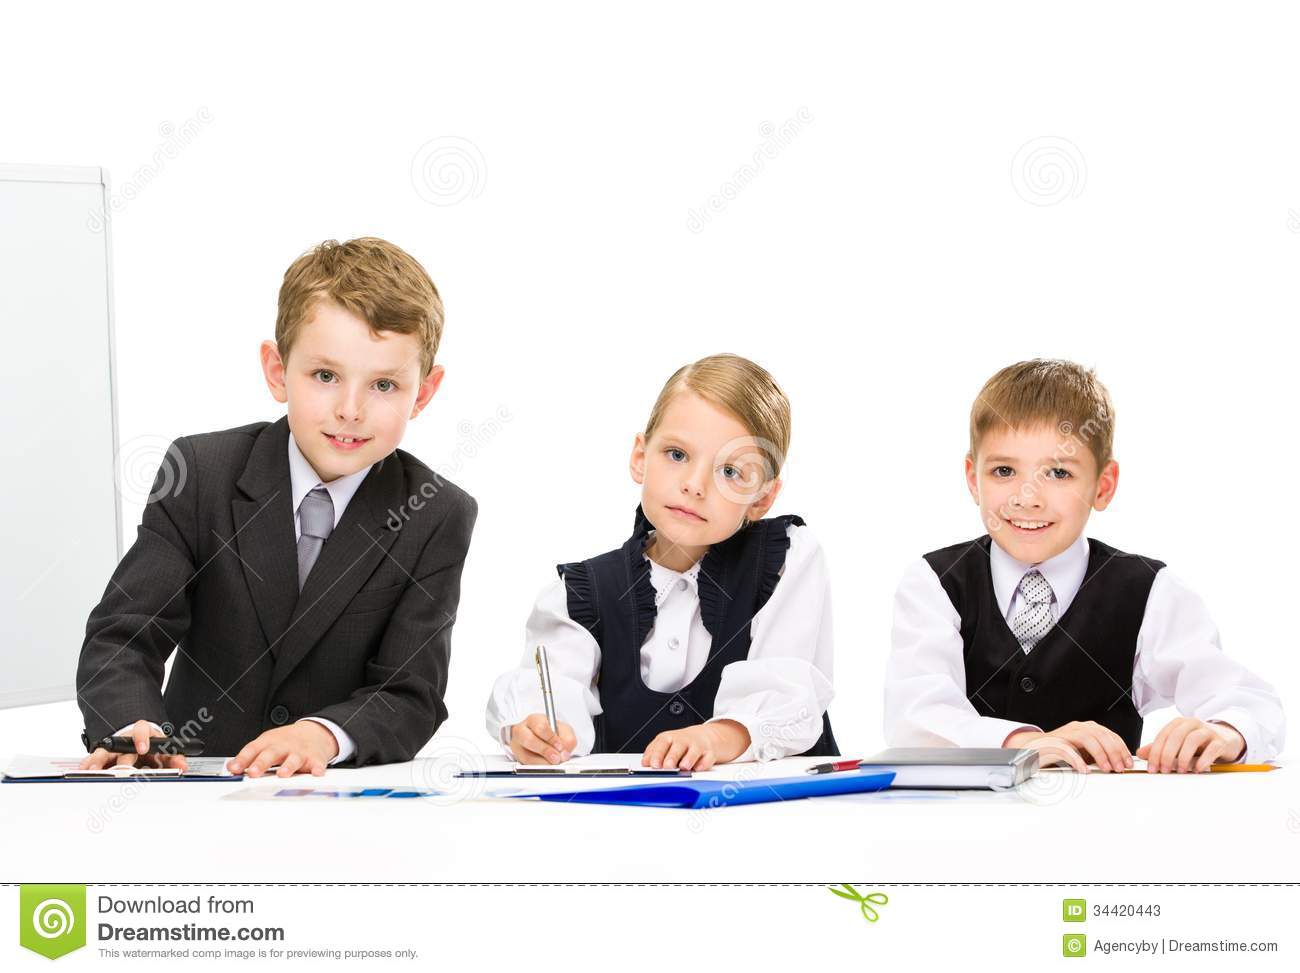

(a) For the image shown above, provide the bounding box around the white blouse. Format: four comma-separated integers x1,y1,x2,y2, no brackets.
485,523,835,762
884,534,1286,763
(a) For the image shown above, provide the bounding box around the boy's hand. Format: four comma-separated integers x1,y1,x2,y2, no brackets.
1006,721,1133,772
1138,718,1245,773
78,719,189,772
227,722,338,777
509,715,577,765
1003,732,1090,774
642,719,750,771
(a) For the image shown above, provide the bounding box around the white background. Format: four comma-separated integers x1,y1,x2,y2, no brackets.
2,0,1297,877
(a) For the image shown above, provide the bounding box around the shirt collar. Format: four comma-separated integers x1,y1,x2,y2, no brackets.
287,431,375,527
989,532,1090,616
642,531,702,607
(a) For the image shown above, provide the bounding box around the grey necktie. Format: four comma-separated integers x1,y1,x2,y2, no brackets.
1011,569,1055,652
297,486,335,592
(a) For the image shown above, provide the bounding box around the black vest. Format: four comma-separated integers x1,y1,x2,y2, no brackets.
557,505,839,756
923,535,1165,750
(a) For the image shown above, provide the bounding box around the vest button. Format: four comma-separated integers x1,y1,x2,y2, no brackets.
1019,677,1036,693
668,700,686,716
269,704,290,725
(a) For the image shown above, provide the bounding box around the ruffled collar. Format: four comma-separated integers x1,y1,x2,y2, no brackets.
623,503,758,641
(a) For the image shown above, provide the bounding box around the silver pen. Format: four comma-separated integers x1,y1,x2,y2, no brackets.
534,644,558,735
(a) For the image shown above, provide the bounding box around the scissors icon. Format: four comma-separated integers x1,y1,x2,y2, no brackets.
828,884,889,922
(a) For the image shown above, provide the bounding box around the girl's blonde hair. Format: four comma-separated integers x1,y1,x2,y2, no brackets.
643,353,791,483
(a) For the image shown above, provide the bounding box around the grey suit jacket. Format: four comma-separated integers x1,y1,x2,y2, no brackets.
75,416,478,765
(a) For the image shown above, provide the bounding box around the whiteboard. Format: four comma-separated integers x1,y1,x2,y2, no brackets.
0,164,122,707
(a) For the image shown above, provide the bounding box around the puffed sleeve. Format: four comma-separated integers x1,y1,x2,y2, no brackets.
484,576,603,756
1132,568,1286,764
711,523,835,761
883,557,1041,749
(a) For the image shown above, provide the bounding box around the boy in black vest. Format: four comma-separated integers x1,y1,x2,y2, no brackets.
884,360,1283,773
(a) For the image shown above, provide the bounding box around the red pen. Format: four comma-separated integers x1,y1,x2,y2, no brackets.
805,759,863,775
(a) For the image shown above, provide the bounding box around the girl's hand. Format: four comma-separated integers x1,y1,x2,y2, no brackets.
641,719,750,771
509,714,577,764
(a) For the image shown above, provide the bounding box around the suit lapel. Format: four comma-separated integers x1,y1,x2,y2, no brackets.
233,418,299,657
267,445,404,697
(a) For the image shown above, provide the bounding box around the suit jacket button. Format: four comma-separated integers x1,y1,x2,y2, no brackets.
1020,677,1036,693
269,705,290,725
668,700,685,716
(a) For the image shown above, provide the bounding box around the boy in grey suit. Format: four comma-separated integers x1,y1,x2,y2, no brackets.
76,237,477,774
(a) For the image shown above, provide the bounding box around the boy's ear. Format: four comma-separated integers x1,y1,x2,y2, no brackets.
746,477,782,521
964,453,980,504
409,365,446,419
260,340,288,404
629,433,647,485
1092,459,1119,511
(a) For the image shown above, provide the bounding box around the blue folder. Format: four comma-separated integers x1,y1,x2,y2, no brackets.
510,769,896,809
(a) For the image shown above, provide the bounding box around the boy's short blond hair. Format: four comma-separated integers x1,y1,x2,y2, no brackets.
644,353,791,481
276,237,443,378
970,359,1115,471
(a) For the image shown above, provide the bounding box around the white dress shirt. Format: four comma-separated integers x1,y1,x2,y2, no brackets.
118,431,374,765
884,533,1286,763
485,523,835,762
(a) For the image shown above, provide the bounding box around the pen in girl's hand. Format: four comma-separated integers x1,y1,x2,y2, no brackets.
535,644,559,735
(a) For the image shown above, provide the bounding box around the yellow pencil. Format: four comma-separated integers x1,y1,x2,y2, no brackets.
1116,763,1279,774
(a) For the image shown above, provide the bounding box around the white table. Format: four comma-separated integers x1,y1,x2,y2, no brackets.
4,753,1295,882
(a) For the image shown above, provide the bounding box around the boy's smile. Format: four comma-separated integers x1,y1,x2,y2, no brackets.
966,423,1118,564
260,300,444,482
